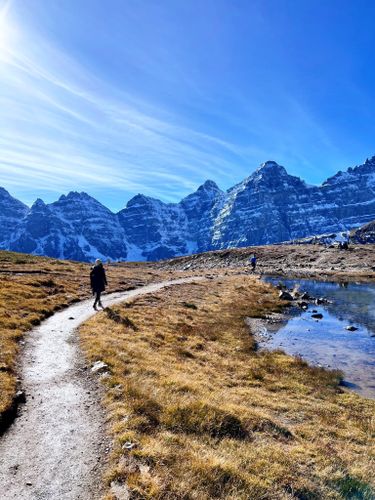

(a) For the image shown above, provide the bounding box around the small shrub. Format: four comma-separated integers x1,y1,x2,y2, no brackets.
182,302,198,310
163,402,248,439
131,395,161,432
39,279,57,288
176,348,195,359
105,308,138,331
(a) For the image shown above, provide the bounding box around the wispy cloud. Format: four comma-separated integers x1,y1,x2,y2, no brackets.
0,20,257,207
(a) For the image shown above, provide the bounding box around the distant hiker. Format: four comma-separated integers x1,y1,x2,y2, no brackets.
90,259,107,310
250,253,257,272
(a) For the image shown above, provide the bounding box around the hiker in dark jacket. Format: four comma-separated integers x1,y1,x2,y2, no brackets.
90,259,107,310
250,253,257,272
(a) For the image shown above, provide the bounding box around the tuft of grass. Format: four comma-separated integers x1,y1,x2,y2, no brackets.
182,302,198,309
80,275,375,499
31,278,57,288
105,308,138,331
163,401,248,439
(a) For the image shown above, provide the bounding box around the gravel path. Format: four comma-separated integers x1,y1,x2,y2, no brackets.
0,277,201,500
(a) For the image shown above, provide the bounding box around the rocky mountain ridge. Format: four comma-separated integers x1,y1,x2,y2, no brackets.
350,220,375,244
1,155,375,261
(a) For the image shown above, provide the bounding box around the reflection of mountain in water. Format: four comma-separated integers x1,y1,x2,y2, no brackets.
265,278,375,335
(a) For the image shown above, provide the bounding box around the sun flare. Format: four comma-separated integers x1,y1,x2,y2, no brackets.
0,1,15,57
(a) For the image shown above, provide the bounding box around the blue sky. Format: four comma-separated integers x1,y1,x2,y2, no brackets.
0,0,374,211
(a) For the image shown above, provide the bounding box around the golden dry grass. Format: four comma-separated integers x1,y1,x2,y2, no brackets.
0,250,185,419
80,275,375,499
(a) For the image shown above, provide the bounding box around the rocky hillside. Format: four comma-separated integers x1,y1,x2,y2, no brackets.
350,220,375,243
268,218,375,246
1,156,375,262
159,244,375,282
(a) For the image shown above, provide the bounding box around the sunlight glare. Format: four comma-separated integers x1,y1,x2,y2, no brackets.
0,1,16,60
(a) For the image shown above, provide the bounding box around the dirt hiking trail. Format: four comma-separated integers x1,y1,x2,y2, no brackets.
0,277,201,500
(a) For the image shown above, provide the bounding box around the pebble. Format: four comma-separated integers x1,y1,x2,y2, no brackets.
91,360,108,373
16,390,26,403
122,441,137,450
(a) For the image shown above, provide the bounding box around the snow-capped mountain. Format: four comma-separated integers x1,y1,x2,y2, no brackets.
210,157,375,249
180,180,225,252
117,194,189,261
1,155,375,262
8,192,128,261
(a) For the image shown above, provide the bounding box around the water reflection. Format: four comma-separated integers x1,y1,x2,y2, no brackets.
261,278,375,398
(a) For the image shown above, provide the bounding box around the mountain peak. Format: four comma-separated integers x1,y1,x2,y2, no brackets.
261,160,279,167
364,155,375,166
324,154,375,185
126,193,162,209
65,191,92,200
181,180,223,209
353,155,375,174
31,198,46,209
257,160,285,172
251,160,288,180
57,191,100,205
197,180,221,193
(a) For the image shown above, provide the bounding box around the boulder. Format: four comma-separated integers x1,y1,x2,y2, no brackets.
297,301,308,309
279,290,294,301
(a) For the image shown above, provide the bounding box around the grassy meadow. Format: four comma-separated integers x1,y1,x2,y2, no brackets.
80,275,375,499
0,249,374,499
